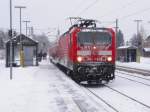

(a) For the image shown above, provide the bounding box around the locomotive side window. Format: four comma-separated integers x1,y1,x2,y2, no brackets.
78,32,112,45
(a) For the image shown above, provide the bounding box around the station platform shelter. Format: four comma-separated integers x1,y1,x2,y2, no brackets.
6,34,38,67
117,46,138,62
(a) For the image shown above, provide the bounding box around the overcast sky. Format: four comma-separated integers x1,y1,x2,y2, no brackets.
0,0,150,41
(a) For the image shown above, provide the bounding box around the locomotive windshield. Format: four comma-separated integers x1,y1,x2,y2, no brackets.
78,32,112,45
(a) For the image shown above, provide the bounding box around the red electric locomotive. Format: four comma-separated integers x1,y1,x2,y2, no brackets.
49,19,116,83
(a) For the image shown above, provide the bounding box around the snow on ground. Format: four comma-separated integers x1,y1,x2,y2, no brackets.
116,57,150,71
0,59,108,112
140,57,150,64
110,74,150,107
87,74,150,112
0,57,150,112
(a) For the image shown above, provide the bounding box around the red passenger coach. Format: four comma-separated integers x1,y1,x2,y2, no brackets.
49,19,116,83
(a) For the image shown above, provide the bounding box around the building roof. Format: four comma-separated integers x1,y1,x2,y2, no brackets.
143,48,150,52
146,36,150,41
6,34,38,46
117,45,137,50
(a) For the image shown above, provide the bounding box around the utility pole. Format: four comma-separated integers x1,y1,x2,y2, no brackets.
15,6,26,67
115,19,119,47
27,27,31,36
115,19,119,38
134,20,142,36
23,20,30,36
115,19,119,60
134,19,142,62
9,0,13,80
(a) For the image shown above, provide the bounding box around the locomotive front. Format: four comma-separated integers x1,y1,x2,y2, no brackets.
73,27,116,83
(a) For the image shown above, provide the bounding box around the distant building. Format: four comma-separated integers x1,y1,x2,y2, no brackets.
143,36,150,57
143,48,150,57
117,46,138,62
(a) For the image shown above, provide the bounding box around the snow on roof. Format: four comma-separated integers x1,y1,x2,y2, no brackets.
117,45,137,49
5,34,38,44
144,48,150,52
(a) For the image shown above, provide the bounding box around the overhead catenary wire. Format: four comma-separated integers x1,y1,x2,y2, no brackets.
55,1,150,40
75,0,150,26
98,0,150,21
76,0,138,20
107,7,150,30
60,0,101,33
71,0,87,15
104,6,150,29
100,0,138,18
119,7,150,20
67,0,150,42
98,0,144,28
77,0,100,16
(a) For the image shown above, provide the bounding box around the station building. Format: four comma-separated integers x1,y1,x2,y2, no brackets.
6,34,38,67
117,46,138,62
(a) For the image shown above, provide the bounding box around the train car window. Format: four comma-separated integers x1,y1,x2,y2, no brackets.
78,32,112,45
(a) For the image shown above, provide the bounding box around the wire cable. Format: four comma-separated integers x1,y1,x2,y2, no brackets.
77,0,100,16
71,0,87,15
100,0,137,18
119,7,150,20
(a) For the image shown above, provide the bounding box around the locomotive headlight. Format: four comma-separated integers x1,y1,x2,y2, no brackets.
93,46,96,50
107,56,112,62
77,56,82,62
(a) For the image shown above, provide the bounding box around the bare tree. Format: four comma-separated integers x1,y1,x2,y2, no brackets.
116,29,125,47
32,33,50,53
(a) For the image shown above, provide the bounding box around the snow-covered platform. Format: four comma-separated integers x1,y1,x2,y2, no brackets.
0,60,107,112
116,57,150,71
1,58,150,112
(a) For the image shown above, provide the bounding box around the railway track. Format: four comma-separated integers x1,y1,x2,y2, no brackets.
116,74,150,87
116,66,150,76
116,66,150,87
55,62,150,111
104,85,150,109
80,67,150,112
85,87,120,112
116,70,150,81
80,85,120,112
81,84,150,112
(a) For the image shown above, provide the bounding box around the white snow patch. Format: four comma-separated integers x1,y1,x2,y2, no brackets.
0,59,107,112
117,57,150,71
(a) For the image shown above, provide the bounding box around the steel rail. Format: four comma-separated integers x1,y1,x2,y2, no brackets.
105,85,150,109
85,88,119,112
116,66,150,76
116,75,150,87
116,70,150,81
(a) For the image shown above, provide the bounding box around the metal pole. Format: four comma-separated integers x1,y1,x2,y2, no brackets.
10,0,13,80
15,6,26,67
23,20,30,36
20,8,22,43
25,22,27,36
134,20,142,61
27,27,31,36
115,19,118,38
134,20,142,36
115,19,119,60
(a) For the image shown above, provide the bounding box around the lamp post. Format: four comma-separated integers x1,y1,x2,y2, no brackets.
23,20,30,36
15,6,26,67
9,0,13,80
